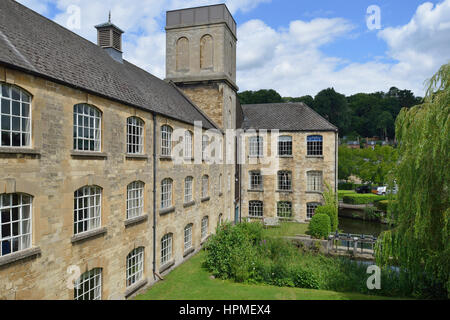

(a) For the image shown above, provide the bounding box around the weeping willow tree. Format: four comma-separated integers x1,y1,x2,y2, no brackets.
375,63,450,298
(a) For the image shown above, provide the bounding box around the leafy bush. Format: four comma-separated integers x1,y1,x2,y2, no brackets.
363,206,380,220
338,182,355,190
375,200,392,212
308,213,331,239
291,265,321,289
315,205,338,232
343,194,387,204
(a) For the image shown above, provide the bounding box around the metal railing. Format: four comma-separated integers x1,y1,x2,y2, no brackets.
328,232,377,255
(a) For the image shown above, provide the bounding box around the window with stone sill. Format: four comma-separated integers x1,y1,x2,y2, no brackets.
249,136,263,157
74,186,102,235
307,202,320,220
127,117,144,154
184,130,193,159
161,178,173,209
127,181,144,220
161,125,173,156
249,171,262,190
278,136,292,156
202,175,209,198
184,176,193,203
184,224,193,251
277,201,292,218
201,216,209,239
1,83,31,148
73,104,101,152
161,233,172,266
277,171,292,191
249,201,263,218
307,135,323,156
74,268,102,300
0,193,32,257
126,247,144,287
307,171,323,192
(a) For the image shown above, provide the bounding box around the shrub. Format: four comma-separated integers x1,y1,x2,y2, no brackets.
291,266,321,289
315,205,338,232
343,194,387,204
308,213,331,239
338,182,355,190
363,206,380,220
375,200,390,212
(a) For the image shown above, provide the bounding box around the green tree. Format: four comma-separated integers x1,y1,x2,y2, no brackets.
238,89,283,104
375,63,450,299
313,88,351,135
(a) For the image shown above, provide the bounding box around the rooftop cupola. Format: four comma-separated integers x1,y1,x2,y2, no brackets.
95,12,124,63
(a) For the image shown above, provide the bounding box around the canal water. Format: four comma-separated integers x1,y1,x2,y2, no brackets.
338,216,390,237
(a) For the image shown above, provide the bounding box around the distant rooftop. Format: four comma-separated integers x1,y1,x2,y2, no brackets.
166,4,237,38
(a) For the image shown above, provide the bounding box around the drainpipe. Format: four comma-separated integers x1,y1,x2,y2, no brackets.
152,113,157,279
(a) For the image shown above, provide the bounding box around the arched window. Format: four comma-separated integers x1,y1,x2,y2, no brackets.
161,178,173,209
1,83,31,147
126,247,144,287
184,130,193,158
74,186,102,235
201,216,209,239
277,201,292,218
127,181,144,219
184,224,193,251
307,203,320,220
161,125,172,156
0,193,32,256
202,175,209,198
249,201,263,218
200,35,213,69
278,136,292,156
73,104,101,152
184,176,193,203
176,37,189,71
277,171,292,191
202,134,209,161
74,268,102,300
307,135,323,156
161,233,173,265
127,117,144,154
307,171,323,192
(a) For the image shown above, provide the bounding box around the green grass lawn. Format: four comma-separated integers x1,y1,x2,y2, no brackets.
135,251,398,300
262,222,309,238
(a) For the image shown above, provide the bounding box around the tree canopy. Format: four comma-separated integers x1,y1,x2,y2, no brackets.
375,63,450,299
238,87,422,139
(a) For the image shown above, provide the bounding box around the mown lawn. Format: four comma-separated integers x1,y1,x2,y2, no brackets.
262,222,309,238
135,251,398,300
338,190,357,200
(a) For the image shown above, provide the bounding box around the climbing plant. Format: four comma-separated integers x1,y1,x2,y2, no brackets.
375,63,450,299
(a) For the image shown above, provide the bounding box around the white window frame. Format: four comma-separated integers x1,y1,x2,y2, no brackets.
161,233,172,265
73,104,101,152
126,247,144,287
184,177,193,203
202,175,209,198
307,203,320,220
277,201,292,218
201,216,209,239
249,201,263,218
184,130,193,159
161,125,172,156
307,171,323,192
278,135,292,156
184,224,193,251
202,134,209,161
278,171,292,191
74,186,102,235
1,84,31,148
161,178,173,209
249,136,263,157
0,193,32,257
74,268,102,300
249,171,262,190
307,135,323,156
127,117,144,154
127,181,144,219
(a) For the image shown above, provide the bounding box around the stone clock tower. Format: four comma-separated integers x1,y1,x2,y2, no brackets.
165,4,239,222
165,4,238,131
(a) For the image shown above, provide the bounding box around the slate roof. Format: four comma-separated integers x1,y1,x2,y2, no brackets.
0,0,217,129
241,103,338,132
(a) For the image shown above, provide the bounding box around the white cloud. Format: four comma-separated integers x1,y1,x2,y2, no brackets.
15,0,450,97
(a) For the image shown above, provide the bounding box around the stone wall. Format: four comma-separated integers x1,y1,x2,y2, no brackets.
241,131,337,222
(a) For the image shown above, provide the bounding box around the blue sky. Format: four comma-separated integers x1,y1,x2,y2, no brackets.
18,0,450,97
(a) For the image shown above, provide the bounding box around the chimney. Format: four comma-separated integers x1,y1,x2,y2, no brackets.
95,12,124,63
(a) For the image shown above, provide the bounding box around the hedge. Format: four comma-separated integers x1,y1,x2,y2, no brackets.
338,182,355,190
342,194,387,205
315,205,338,232
308,213,331,239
